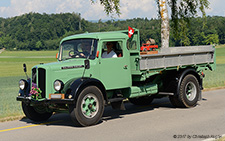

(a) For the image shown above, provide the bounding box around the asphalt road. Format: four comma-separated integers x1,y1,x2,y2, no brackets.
0,89,225,141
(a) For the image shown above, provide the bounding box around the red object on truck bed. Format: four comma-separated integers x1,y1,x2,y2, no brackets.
140,44,158,51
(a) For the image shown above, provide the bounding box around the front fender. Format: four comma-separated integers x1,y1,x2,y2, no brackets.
68,78,107,106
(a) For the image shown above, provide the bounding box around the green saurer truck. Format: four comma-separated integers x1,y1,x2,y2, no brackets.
17,28,215,126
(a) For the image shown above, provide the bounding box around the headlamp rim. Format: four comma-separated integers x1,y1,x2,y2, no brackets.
19,79,28,90
54,80,64,92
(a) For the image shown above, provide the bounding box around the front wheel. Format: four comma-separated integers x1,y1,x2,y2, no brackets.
169,74,200,108
69,86,104,127
22,102,53,121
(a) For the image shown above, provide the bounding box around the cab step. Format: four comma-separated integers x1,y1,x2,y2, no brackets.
109,98,126,110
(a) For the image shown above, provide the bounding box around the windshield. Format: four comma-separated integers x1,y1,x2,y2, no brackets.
59,39,97,61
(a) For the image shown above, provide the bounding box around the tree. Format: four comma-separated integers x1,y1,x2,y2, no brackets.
95,0,210,48
167,0,209,47
204,34,219,45
35,41,43,50
91,0,121,16
158,0,169,48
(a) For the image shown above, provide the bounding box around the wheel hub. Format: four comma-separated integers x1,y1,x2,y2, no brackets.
88,104,93,109
81,94,99,118
185,82,197,101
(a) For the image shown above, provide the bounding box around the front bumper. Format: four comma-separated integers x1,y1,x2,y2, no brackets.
16,96,74,105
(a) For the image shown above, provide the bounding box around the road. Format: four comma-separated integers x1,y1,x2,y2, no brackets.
0,89,225,141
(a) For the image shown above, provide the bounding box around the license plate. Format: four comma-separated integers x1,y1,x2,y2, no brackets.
49,94,65,99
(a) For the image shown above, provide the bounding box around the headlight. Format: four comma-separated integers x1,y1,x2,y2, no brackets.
54,80,64,92
19,79,28,90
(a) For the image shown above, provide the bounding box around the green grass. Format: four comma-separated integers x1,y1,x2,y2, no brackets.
0,46,224,120
203,45,225,88
0,76,24,118
0,50,58,57
0,50,58,77
0,50,57,119
204,64,225,88
215,46,225,64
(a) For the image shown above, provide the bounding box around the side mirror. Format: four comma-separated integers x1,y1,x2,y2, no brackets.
23,64,27,73
84,60,90,69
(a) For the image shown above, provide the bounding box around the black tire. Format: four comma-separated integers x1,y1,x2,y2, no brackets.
169,74,200,108
169,96,184,107
69,86,104,127
22,102,53,121
129,95,154,105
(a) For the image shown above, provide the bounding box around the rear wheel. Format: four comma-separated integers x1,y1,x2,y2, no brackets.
69,86,104,127
129,95,154,105
169,74,200,108
22,102,52,121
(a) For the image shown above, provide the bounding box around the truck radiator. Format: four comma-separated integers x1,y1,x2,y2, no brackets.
32,68,37,83
38,68,46,98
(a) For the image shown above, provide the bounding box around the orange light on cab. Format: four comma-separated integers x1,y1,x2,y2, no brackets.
96,51,99,58
56,53,59,59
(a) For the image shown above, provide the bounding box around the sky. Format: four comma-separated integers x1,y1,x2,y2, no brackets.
0,0,224,20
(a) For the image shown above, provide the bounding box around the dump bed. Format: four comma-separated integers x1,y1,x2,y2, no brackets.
139,45,215,70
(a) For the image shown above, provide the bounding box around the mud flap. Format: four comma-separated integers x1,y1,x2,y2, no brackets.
198,90,202,101
109,98,126,110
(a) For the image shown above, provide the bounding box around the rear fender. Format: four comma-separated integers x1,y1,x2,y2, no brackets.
176,68,201,96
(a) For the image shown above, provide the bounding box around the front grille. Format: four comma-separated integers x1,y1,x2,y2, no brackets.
32,68,37,83
38,68,46,98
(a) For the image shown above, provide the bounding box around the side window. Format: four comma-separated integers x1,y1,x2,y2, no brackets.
127,40,137,50
101,41,123,58
127,31,138,50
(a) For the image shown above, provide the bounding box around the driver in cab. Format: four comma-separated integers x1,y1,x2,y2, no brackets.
79,42,91,58
69,42,91,58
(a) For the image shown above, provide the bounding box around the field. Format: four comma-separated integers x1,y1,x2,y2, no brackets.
0,46,225,121
0,51,58,120
204,46,225,88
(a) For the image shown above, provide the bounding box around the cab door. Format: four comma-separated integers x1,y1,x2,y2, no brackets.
99,40,131,90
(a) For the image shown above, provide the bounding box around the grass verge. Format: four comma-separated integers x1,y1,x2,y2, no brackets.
216,135,225,141
0,51,57,120
0,76,26,119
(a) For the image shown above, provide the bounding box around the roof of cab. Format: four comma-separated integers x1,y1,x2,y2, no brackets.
60,30,129,44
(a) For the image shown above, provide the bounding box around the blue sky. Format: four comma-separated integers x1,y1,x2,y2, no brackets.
0,0,224,20
0,0,10,7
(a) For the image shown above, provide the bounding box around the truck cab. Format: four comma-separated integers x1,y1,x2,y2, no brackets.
60,31,138,89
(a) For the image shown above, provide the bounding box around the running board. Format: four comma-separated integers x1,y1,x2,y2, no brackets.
158,92,174,95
